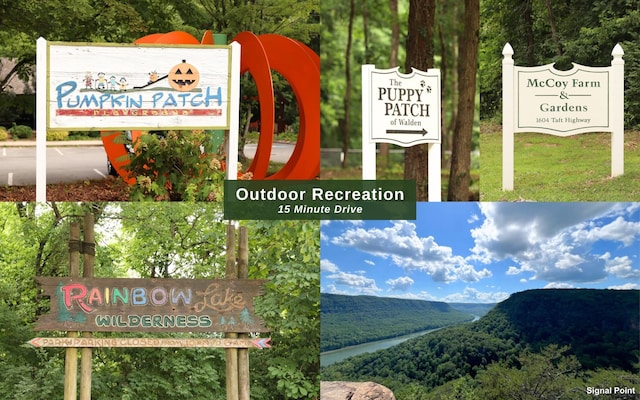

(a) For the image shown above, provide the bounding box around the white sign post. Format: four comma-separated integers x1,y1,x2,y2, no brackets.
502,43,624,191
362,65,442,201
35,38,241,201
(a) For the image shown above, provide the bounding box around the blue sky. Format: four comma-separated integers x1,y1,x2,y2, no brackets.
320,202,640,303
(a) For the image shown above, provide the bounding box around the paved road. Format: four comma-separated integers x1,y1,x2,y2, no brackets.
0,141,294,186
0,145,109,186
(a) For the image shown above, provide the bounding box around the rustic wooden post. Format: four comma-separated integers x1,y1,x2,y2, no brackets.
64,221,80,400
225,223,239,400
80,212,95,400
237,226,250,400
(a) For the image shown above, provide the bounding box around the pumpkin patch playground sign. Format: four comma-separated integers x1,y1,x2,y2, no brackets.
45,41,235,130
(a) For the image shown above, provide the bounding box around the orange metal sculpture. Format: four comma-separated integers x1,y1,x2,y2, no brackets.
101,30,319,183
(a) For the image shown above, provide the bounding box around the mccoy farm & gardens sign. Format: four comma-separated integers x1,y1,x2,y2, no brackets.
501,43,625,191
35,277,267,333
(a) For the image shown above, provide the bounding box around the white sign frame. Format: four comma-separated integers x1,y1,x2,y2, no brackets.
502,43,624,191
362,64,442,202
46,42,233,130
35,37,241,201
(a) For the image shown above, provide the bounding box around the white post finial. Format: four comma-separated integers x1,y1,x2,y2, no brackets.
610,43,624,177
502,43,515,190
612,43,624,58
503,43,514,59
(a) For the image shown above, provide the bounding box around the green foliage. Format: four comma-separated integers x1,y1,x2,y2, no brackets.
249,220,320,399
0,0,320,139
0,126,8,140
8,123,33,139
125,131,244,202
321,293,475,351
321,289,639,399
480,289,640,371
0,94,34,128
46,130,69,141
0,204,320,400
476,345,583,400
480,0,640,127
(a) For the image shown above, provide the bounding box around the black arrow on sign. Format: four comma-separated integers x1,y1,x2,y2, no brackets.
386,128,428,136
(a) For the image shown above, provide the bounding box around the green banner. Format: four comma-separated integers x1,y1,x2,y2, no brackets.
224,180,416,220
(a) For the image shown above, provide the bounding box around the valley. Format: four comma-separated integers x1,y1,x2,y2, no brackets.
321,289,640,400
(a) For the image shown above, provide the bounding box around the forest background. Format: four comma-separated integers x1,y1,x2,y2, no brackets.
480,0,640,127
0,0,320,147
320,0,480,201
0,202,320,400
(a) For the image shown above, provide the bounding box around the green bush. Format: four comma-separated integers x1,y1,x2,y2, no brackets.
46,130,69,141
9,124,33,139
0,127,8,141
126,130,252,201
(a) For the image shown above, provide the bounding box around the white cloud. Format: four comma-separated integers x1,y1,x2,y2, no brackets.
440,287,510,303
470,203,638,284
471,203,615,261
326,271,381,295
543,282,575,289
602,254,640,279
608,283,640,290
386,276,414,291
332,220,492,283
320,258,339,273
572,216,640,246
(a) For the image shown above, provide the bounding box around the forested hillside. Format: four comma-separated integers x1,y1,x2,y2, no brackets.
321,289,640,400
321,293,475,352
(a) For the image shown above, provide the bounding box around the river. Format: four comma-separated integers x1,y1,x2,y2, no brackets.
320,315,481,367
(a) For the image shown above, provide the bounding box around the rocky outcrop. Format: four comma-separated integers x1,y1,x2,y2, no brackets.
321,381,396,400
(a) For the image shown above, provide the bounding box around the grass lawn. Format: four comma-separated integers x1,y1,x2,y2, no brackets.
480,121,640,201
320,154,480,201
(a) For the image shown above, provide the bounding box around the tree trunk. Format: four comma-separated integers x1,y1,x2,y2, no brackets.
379,0,400,169
404,0,436,201
447,0,478,201
340,0,356,168
544,0,562,57
524,0,536,65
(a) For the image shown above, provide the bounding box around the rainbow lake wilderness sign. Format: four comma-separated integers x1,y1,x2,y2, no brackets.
361,65,442,201
501,42,625,191
35,37,242,201
34,277,268,334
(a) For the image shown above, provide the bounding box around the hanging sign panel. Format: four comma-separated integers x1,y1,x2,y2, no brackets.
366,67,441,146
28,337,271,349
47,42,233,130
515,64,610,135
35,277,267,333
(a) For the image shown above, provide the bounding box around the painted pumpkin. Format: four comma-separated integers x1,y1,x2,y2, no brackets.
168,60,200,92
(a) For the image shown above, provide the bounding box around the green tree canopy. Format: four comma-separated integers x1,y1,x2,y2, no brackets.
480,0,640,127
0,202,319,400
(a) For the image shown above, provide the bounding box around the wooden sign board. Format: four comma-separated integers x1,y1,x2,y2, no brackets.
364,66,441,146
28,337,271,349
35,277,268,333
47,41,233,130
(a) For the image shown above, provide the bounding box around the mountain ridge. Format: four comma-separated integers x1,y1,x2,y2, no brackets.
321,289,640,393
321,293,476,352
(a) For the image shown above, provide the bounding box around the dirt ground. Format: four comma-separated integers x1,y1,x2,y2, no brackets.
0,177,130,202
